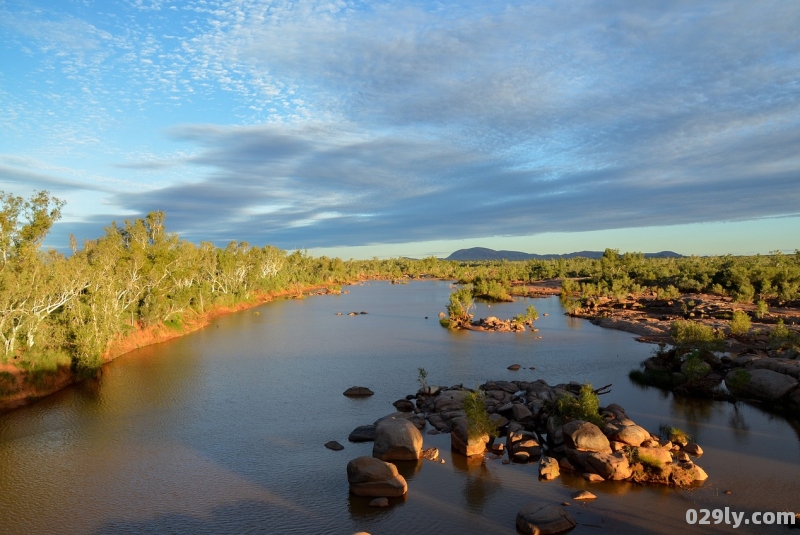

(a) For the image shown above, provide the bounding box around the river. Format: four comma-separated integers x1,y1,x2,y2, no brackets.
0,281,798,534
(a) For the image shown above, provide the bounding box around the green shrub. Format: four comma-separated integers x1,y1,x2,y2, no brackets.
417,367,428,391
768,318,794,349
0,371,17,397
755,300,768,319
729,310,752,337
446,286,474,324
463,390,497,440
682,351,710,381
670,320,724,351
658,285,681,300
555,383,604,427
727,368,751,394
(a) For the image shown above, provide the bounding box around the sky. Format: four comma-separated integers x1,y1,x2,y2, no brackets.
1,0,799,259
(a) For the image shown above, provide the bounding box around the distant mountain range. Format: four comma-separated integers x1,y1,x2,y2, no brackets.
445,247,683,261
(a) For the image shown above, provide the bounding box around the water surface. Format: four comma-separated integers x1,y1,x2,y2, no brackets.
0,281,798,534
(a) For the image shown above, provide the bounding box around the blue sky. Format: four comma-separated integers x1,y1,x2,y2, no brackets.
1,0,799,258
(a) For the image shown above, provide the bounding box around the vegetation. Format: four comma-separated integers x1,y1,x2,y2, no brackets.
670,320,725,351
554,383,604,427
726,369,752,394
729,310,752,337
445,286,475,327
659,424,690,445
417,367,428,392
463,390,497,440
768,319,796,349
513,305,539,326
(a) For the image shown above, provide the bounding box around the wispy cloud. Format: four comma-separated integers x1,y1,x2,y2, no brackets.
2,1,799,251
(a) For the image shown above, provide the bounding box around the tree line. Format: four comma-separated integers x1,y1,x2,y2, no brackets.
2,191,798,379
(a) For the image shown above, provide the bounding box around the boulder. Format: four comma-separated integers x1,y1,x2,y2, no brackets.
347,456,407,497
539,456,560,480
572,491,596,500
325,441,344,451
516,501,577,535
507,430,542,463
373,419,423,461
584,451,632,480
374,412,426,430
683,443,703,456
725,368,798,401
450,417,489,457
392,399,415,412
613,425,650,447
511,403,533,422
635,446,673,466
344,386,374,397
508,364,521,370
562,421,611,453
348,425,376,443
434,390,469,412
583,473,605,482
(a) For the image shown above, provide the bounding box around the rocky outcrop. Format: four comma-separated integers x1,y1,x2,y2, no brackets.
373,419,423,461
347,456,407,497
348,425,376,442
539,456,560,480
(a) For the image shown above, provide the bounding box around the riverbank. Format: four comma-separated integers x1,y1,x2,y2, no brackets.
0,282,344,415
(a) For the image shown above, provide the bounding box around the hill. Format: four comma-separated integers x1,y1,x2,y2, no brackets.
445,247,683,261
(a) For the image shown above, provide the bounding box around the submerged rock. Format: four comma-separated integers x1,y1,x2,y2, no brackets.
344,386,374,397
516,501,577,535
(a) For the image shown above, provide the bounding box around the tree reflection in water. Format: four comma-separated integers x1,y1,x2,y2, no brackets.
451,454,501,514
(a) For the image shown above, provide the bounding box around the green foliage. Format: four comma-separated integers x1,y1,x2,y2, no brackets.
727,369,751,394
446,286,474,325
555,384,604,427
658,285,681,300
670,320,724,351
636,451,663,471
463,390,497,440
729,310,752,337
0,371,16,396
755,300,768,319
682,351,710,382
768,318,795,349
417,367,428,391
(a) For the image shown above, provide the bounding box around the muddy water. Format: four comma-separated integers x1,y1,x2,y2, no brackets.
0,281,798,534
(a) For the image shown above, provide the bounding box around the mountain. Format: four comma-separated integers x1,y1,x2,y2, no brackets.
445,247,683,261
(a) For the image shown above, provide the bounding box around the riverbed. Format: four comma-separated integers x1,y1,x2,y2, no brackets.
0,281,798,534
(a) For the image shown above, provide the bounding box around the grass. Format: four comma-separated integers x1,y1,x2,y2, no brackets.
659,424,690,445
670,320,725,351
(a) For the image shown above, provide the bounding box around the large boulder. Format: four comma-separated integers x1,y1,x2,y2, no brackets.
562,420,611,453
613,425,650,447
725,368,798,401
584,451,632,480
347,456,407,497
516,501,577,535
373,419,423,461
635,446,673,466
374,411,426,430
434,390,469,412
450,417,489,457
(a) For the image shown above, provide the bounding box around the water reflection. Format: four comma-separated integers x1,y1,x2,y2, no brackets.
450,456,501,514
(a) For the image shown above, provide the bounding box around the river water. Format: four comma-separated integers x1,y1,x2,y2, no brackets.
0,281,798,534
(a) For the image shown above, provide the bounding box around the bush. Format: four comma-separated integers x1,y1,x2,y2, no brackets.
769,319,794,349
682,351,710,382
463,390,497,440
729,310,752,337
555,383,604,427
670,320,724,351
755,300,768,319
726,369,751,394
658,285,681,300
446,286,474,324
